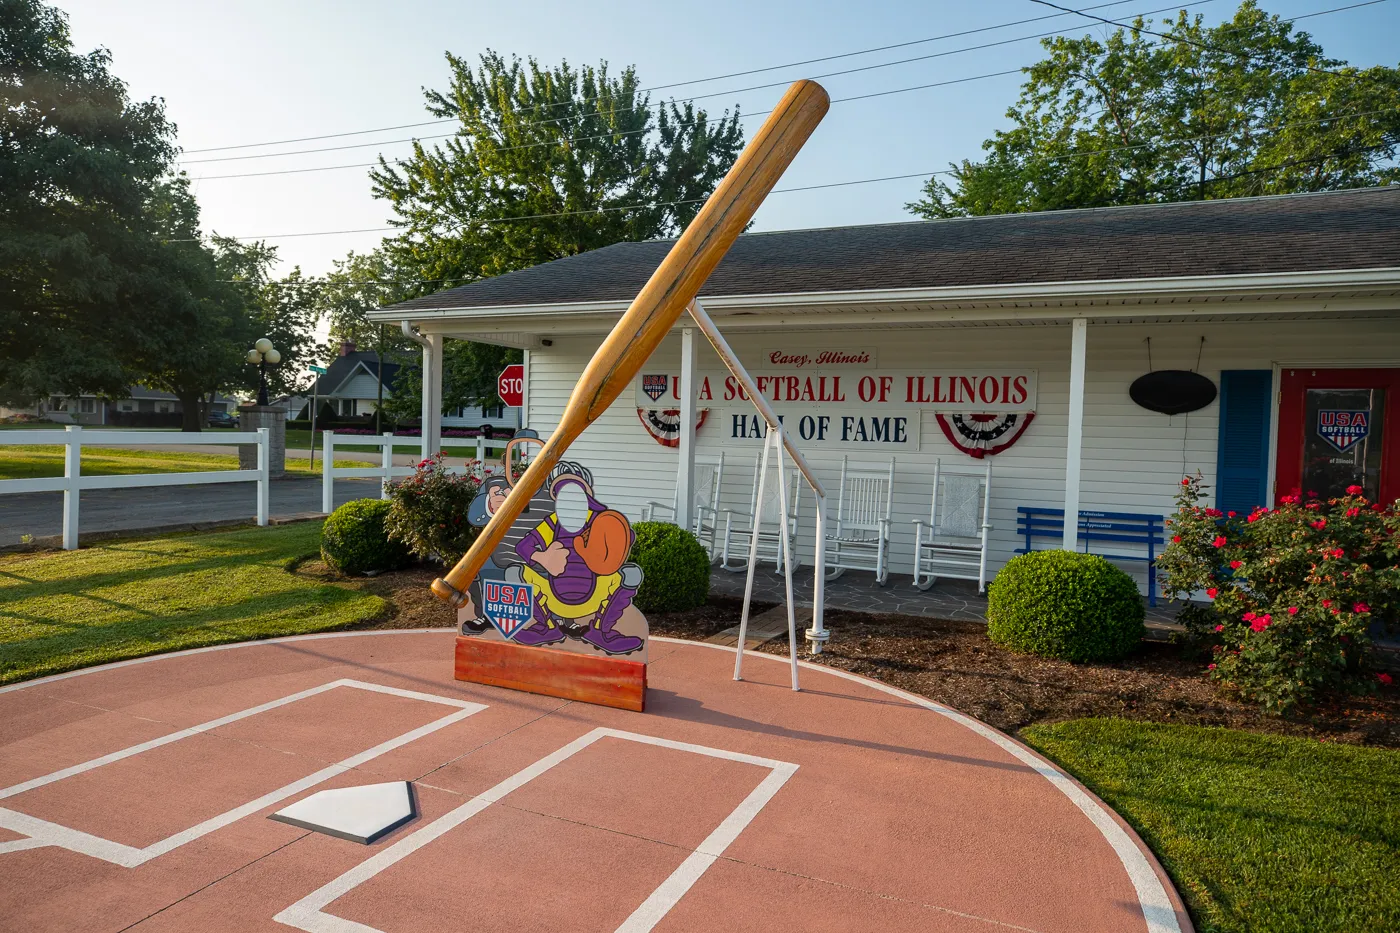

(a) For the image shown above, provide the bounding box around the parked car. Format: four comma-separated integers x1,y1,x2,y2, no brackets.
207,410,238,428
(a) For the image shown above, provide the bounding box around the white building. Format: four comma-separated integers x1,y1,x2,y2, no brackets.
369,188,1400,598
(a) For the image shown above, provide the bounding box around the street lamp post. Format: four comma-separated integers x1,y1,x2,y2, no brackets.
246,338,281,407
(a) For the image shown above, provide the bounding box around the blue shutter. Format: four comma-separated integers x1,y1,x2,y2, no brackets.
1216,370,1273,514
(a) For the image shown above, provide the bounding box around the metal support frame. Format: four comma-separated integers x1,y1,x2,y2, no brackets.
687,299,830,688
1064,317,1088,550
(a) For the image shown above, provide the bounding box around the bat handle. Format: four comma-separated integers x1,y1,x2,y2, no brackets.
431,576,468,607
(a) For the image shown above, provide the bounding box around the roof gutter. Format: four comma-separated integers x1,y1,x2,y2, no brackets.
368,266,1400,325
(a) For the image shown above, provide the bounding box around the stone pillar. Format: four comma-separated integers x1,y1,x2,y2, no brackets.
238,405,286,477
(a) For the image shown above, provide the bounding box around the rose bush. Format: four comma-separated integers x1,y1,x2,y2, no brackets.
1158,474,1400,713
385,454,485,564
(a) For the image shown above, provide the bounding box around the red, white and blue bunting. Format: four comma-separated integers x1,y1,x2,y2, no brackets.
935,412,1035,458
637,408,709,447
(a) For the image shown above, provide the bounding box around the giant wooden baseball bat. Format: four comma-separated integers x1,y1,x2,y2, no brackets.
431,79,829,606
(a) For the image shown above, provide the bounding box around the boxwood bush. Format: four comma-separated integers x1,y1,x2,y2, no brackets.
987,550,1144,662
321,499,411,575
630,521,710,613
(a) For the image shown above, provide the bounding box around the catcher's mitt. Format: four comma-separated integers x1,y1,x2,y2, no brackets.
573,509,633,576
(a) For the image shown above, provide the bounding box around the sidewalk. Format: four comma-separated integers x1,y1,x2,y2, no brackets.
0,477,382,547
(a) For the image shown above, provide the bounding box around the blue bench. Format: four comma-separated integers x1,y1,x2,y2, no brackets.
1015,507,1165,606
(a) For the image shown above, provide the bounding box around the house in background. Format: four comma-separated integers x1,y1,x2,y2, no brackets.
1,387,237,426
306,340,521,431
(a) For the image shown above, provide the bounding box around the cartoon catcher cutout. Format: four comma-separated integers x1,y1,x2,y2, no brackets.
460,453,646,658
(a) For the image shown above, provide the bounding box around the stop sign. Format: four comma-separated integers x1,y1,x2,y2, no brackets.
497,363,525,408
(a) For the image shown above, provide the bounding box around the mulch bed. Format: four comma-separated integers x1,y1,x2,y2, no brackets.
301,561,1400,748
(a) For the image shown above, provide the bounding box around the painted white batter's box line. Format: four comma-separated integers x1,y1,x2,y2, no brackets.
0,679,487,867
274,727,799,933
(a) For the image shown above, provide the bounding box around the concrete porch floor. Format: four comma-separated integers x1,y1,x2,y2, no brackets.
707,564,1187,638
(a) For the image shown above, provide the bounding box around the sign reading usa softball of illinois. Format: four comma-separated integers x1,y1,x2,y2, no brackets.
633,368,1037,411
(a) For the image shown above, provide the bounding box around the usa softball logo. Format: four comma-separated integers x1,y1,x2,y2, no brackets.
642,374,668,402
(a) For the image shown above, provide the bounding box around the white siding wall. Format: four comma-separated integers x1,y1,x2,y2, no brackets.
337,373,383,403
525,316,1400,592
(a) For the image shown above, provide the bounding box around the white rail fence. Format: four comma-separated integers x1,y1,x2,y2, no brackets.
0,426,270,550
320,432,512,514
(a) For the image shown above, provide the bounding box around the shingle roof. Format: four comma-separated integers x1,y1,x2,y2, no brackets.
313,352,401,396
386,187,1400,313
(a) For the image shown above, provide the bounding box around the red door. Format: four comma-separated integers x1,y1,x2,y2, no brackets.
1276,368,1400,505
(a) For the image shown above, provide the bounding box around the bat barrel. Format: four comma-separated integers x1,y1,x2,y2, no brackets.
432,79,830,607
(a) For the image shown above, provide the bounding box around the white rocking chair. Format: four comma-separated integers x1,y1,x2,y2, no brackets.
720,451,802,574
642,452,725,558
824,456,895,585
912,458,993,594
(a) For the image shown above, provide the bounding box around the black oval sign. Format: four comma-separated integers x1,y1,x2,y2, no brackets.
1129,370,1218,415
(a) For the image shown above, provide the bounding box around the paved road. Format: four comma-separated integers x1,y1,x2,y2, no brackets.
0,478,382,546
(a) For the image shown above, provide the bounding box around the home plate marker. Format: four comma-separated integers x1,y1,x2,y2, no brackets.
270,782,417,844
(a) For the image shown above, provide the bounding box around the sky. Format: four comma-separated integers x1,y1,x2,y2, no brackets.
59,0,1400,281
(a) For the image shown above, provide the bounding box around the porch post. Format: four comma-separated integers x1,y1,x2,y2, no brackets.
1063,317,1088,550
676,326,697,531
421,333,444,458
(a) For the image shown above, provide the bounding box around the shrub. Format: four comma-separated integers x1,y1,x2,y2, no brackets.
630,521,710,613
321,499,411,575
384,453,484,565
987,550,1145,662
1158,474,1400,714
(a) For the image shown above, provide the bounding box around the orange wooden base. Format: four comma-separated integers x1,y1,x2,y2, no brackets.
454,636,646,712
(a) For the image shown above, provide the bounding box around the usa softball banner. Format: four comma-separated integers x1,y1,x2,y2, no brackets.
633,368,1037,411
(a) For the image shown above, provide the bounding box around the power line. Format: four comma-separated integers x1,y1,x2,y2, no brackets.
180,0,1378,178
189,67,1025,180
187,105,1396,242
179,0,1220,166
180,0,1150,155
1028,0,1391,82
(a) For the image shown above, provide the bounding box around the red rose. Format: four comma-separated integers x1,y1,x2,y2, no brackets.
1311,519,1326,530
1229,560,1243,569
1355,602,1371,614
1212,536,1227,548
1227,511,1237,518
1250,618,1270,632
1347,485,1364,495
1214,625,1224,633
1288,606,1299,615
1181,478,1191,486
1380,673,1394,686
1346,507,1360,518
1172,535,1182,544
1323,599,1332,607
1206,587,1218,598
1243,611,1257,622
1208,663,1217,670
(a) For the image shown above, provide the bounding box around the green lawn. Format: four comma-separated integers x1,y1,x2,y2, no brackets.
0,445,370,479
0,523,385,685
1022,718,1400,933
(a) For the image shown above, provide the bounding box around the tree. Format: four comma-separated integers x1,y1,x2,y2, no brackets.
312,249,418,432
381,340,520,426
908,1,1400,218
371,51,744,285
0,0,182,405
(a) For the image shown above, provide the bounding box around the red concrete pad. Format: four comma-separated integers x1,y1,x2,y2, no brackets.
330,804,686,933
656,856,1030,933
0,630,1192,933
504,734,770,849
0,703,174,790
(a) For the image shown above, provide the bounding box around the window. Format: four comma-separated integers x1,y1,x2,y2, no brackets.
79,398,95,414
157,402,171,413
119,401,135,412
50,396,68,412
482,404,504,419
340,399,356,417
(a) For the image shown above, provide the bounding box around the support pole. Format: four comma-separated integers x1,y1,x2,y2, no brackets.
62,425,80,550
808,492,829,653
676,326,698,532
773,427,800,691
423,333,444,460
734,428,772,682
1064,317,1088,550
